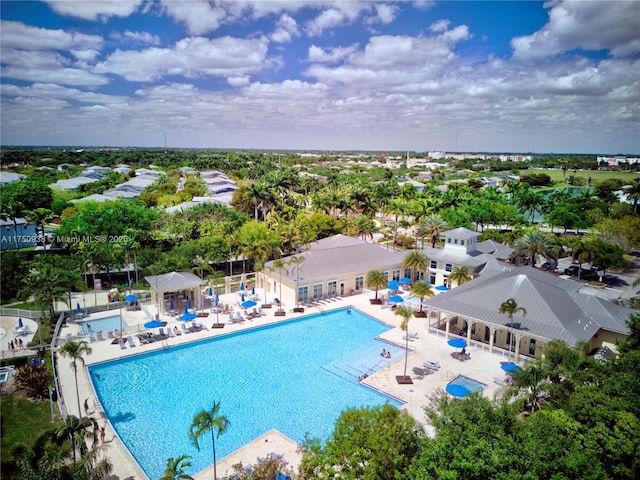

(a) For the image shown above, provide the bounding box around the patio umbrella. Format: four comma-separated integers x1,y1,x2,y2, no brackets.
241,293,245,302
124,294,138,302
179,306,197,321
387,280,401,290
388,295,404,303
17,317,23,329
241,300,257,309
447,338,467,349
436,285,449,291
240,282,245,291
399,277,413,284
501,363,522,373
143,319,164,329
186,298,192,310
214,293,219,308
207,287,213,298
251,285,255,296
77,303,82,313
169,298,175,310
446,384,471,397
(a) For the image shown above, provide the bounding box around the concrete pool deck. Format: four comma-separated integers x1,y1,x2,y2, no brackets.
51,291,515,479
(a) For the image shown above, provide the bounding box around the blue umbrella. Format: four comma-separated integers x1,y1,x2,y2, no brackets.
241,293,245,302
446,384,471,397
387,280,401,290
214,293,219,307
501,363,521,373
144,319,164,329
251,285,255,296
17,317,23,329
208,287,213,298
241,300,257,308
179,307,197,321
169,298,175,310
388,295,404,303
76,302,82,313
448,338,467,349
124,294,138,302
186,298,192,310
240,282,245,291
436,285,449,291
399,277,413,283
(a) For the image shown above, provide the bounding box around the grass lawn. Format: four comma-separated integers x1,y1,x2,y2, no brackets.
526,168,639,186
1,391,62,456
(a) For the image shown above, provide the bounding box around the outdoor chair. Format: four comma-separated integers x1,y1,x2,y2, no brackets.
126,336,137,347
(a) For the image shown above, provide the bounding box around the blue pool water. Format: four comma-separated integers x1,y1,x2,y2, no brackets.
79,315,127,334
448,375,487,393
89,308,403,479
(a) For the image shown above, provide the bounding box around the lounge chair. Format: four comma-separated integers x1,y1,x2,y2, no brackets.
89,333,97,343
126,336,137,347
423,360,440,370
198,322,208,331
96,331,104,341
167,328,176,338
180,323,191,334
118,338,127,350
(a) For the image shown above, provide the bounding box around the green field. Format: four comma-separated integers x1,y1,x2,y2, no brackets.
526,168,639,186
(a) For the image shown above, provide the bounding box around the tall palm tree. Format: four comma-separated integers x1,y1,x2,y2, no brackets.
161,454,194,480
54,414,98,465
498,298,527,356
189,400,230,480
58,340,92,418
571,240,597,280
402,250,428,282
448,266,472,287
410,280,434,315
365,269,388,302
395,305,414,383
422,214,447,248
271,259,289,314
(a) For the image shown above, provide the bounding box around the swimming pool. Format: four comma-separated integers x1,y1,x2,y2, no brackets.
89,308,403,479
79,315,127,334
447,375,487,393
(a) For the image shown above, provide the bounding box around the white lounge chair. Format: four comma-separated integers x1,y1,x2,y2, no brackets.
423,360,440,370
89,333,97,343
402,332,419,341
198,322,208,331
126,335,137,347
180,323,191,333
118,338,127,350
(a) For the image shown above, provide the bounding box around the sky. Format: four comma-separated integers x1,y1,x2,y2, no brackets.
0,1,638,154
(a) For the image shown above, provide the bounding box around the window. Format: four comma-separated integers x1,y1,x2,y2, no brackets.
454,238,458,245
430,274,436,284
313,283,323,299
528,338,536,356
430,260,437,269
392,270,400,281
484,326,491,342
447,237,452,244
327,281,337,296
298,285,309,303
460,239,465,246
382,271,389,280
445,263,452,272
355,276,364,291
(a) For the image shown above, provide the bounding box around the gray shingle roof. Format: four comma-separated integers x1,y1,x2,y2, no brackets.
423,266,631,345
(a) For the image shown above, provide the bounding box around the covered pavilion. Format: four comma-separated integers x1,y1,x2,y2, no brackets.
144,271,204,317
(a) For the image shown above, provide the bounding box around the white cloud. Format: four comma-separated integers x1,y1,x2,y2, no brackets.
44,0,143,21
0,20,103,51
429,19,450,33
512,0,640,60
110,30,162,46
308,44,358,63
160,0,228,35
270,14,300,43
94,36,270,82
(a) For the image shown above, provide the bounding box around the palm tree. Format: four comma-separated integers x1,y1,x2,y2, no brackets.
395,306,414,384
402,250,428,282
365,270,388,303
624,179,640,214
448,266,472,287
422,214,447,248
498,298,527,356
58,340,92,418
189,400,230,480
410,280,434,315
512,230,555,267
54,414,98,465
161,454,194,480
270,259,289,315
571,240,596,280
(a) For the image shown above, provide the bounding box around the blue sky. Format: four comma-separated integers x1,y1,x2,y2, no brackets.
1,1,638,153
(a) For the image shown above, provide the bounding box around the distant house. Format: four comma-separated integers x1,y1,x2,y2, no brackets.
0,171,26,185
0,218,38,250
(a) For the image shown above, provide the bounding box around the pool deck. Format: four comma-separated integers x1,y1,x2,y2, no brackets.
45,291,515,479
